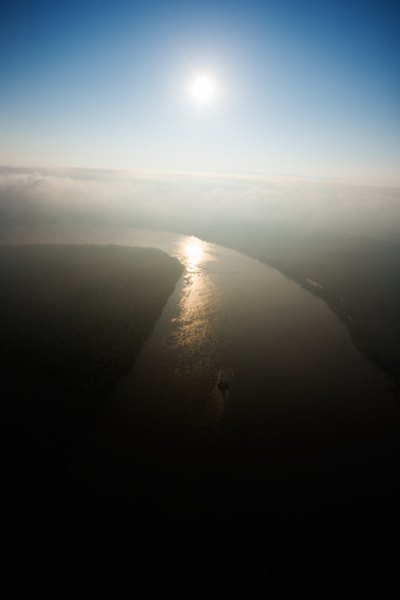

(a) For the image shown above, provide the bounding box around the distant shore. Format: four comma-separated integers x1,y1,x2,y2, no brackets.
253,252,399,394
195,229,400,397
299,276,399,392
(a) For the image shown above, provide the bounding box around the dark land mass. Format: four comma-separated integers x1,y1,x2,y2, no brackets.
194,222,400,391
0,244,183,417
0,244,184,588
1,241,400,598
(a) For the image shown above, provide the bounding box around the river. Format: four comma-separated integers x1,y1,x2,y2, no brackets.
4,224,400,582
93,228,397,454
3,224,398,448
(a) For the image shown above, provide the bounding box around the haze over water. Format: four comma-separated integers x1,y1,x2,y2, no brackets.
110,230,399,452
15,225,394,571
6,225,397,451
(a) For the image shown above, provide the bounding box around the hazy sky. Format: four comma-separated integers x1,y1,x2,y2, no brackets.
1,1,399,184
1,167,399,244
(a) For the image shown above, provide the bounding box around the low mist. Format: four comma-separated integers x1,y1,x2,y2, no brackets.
1,167,399,243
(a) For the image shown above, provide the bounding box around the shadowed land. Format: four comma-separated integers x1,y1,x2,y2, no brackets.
0,244,183,584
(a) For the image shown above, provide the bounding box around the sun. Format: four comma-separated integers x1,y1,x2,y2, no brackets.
188,73,218,106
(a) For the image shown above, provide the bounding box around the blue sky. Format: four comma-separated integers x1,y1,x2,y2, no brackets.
1,0,399,183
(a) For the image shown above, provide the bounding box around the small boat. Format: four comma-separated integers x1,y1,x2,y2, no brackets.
217,368,234,393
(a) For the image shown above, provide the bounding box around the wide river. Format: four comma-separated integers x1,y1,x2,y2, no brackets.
4,225,398,452
5,224,400,574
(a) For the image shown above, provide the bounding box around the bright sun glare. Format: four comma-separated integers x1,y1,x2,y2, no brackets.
188,73,218,106
183,237,204,271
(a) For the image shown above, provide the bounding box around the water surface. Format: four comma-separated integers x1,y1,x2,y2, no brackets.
6,224,400,572
4,225,397,450
111,229,398,456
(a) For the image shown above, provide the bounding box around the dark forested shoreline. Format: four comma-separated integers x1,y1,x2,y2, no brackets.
0,244,183,584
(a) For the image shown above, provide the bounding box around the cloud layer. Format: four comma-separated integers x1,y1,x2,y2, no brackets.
1,167,399,243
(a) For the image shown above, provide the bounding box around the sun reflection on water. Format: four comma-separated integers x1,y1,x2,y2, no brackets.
182,236,204,273
169,236,219,357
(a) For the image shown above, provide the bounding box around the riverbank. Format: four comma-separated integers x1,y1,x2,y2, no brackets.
194,224,400,395
0,244,183,548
